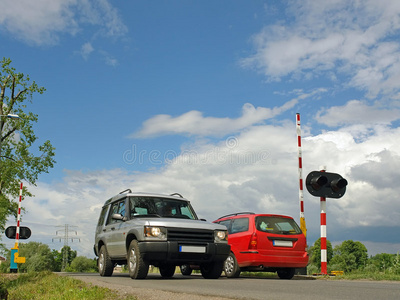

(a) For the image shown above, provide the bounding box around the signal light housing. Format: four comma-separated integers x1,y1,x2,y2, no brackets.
5,226,31,239
306,171,348,198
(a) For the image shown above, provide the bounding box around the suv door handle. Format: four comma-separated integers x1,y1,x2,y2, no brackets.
111,227,116,231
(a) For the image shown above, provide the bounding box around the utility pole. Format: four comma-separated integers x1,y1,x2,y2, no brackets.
53,224,80,271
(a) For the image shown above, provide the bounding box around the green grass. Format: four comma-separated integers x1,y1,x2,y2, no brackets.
326,271,400,281
0,271,137,300
241,272,279,278
242,271,400,281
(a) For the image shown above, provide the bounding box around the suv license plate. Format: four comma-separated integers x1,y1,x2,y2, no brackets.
179,245,206,253
273,240,293,247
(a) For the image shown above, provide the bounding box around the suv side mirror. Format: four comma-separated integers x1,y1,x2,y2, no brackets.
112,213,127,221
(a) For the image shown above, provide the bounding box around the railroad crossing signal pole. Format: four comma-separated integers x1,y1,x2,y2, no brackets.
319,168,328,275
10,183,27,272
306,168,348,275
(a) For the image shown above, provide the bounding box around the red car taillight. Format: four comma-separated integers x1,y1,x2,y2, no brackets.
249,232,258,249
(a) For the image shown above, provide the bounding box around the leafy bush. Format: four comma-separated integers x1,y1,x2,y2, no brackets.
67,256,97,273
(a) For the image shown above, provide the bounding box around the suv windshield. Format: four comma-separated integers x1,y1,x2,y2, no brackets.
129,196,197,220
255,216,302,235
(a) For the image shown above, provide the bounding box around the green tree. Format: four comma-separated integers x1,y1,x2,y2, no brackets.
330,240,368,272
51,249,63,272
68,256,97,273
50,246,77,271
369,253,394,272
0,58,55,235
60,246,77,271
392,252,400,275
18,242,56,272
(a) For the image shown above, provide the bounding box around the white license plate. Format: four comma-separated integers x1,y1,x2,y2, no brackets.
273,240,293,247
179,245,206,253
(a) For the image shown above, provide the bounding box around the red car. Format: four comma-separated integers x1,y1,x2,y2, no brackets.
213,212,308,279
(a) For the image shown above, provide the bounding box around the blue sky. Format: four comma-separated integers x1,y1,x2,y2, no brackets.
1,0,400,258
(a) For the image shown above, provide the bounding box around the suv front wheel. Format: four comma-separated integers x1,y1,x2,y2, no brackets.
200,261,224,279
224,252,241,278
98,245,114,276
128,240,149,279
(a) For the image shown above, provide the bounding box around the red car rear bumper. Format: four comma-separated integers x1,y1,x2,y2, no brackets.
238,250,309,268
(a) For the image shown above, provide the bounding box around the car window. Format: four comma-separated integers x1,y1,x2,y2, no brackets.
231,218,249,234
129,196,197,219
255,216,302,235
106,200,126,224
217,220,232,233
97,206,109,226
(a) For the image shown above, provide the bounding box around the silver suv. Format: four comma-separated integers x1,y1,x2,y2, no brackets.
94,190,230,279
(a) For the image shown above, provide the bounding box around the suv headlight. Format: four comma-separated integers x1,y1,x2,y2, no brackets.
144,226,167,240
214,230,228,243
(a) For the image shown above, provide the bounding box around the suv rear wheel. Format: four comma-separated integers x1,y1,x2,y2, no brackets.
277,268,295,279
98,245,113,276
224,252,241,278
128,240,149,279
180,264,193,276
200,261,224,279
159,264,176,278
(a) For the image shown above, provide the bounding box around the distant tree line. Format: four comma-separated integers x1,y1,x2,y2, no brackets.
1,240,399,275
0,242,97,273
308,239,400,275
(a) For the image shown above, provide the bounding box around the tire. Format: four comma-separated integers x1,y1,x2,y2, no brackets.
200,261,224,279
224,252,241,278
159,264,176,278
180,264,193,276
277,268,295,279
98,245,114,277
127,240,149,279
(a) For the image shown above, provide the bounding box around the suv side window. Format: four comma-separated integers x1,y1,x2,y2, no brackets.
107,200,126,225
97,206,109,226
231,218,249,234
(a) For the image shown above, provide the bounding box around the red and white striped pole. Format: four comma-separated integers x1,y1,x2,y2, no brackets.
319,167,327,275
296,113,306,237
14,182,23,249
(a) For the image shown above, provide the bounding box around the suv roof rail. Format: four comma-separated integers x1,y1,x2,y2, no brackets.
170,193,183,198
215,212,255,220
119,189,132,194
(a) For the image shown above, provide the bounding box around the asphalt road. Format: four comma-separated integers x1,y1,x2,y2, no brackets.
63,272,400,300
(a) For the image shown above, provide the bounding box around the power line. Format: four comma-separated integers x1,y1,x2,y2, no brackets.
53,224,80,271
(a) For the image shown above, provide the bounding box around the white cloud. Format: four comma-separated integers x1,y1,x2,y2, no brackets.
99,50,119,67
79,42,94,60
315,100,400,127
133,90,326,138
132,103,274,138
0,0,78,45
0,0,127,45
241,0,400,98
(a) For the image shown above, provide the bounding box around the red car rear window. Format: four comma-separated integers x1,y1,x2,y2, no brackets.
255,216,301,235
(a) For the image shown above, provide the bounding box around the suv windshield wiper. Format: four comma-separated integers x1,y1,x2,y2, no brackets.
134,214,161,218
161,214,192,219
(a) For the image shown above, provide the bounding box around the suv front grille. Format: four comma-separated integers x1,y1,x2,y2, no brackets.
167,228,214,243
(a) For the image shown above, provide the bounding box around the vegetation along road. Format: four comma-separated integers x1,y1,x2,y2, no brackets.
64,272,400,300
